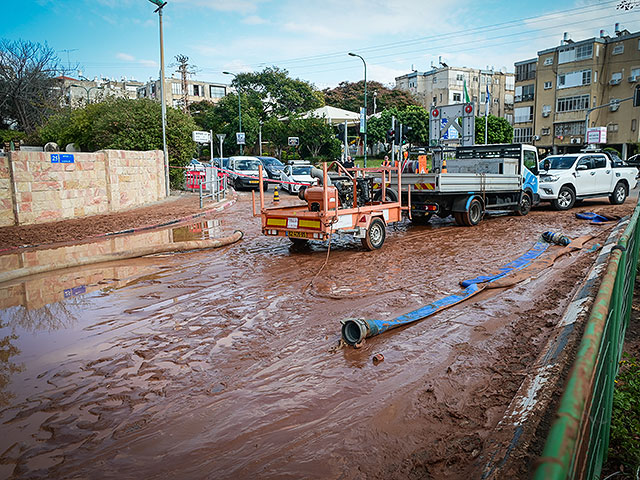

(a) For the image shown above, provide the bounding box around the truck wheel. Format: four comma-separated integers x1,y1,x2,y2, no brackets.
609,182,627,205
552,186,575,210
361,217,386,250
234,178,241,191
373,188,398,202
516,193,532,216
454,212,466,226
458,198,483,226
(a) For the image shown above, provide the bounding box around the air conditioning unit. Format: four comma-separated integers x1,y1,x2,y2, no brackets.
629,75,639,83
571,138,582,144
610,103,620,112
609,78,621,85
542,112,550,117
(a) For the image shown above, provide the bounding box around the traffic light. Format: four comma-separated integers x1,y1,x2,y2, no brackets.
394,123,401,143
386,128,395,143
634,84,640,108
402,125,413,144
336,123,346,140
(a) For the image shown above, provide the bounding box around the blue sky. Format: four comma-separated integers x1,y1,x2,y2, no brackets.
5,0,640,90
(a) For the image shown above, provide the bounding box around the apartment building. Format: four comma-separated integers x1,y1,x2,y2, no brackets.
137,77,228,109
395,66,515,122
514,25,640,158
58,76,144,108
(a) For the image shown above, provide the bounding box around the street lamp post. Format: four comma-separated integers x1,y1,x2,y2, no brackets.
70,84,103,104
349,52,367,167
148,0,170,198
223,71,243,155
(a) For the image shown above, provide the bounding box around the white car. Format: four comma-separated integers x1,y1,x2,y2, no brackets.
538,152,638,210
228,156,269,191
279,163,316,194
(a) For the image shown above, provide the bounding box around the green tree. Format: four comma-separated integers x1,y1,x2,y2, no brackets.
293,117,338,158
474,115,514,144
323,81,419,114
38,98,197,188
397,105,430,144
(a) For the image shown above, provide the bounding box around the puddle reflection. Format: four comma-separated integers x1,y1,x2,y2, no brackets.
172,219,223,242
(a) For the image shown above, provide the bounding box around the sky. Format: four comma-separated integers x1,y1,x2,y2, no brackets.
4,0,640,90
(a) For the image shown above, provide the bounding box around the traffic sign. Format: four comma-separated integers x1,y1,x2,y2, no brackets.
216,133,226,143
192,131,211,143
236,132,245,145
288,137,299,147
359,107,366,133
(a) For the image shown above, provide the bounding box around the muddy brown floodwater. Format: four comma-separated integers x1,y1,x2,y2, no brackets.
0,192,636,479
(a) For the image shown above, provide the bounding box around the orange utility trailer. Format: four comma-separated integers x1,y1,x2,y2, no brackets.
254,162,410,250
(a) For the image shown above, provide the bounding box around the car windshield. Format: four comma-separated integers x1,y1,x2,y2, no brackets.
261,157,284,167
236,160,261,171
540,156,577,170
292,166,312,175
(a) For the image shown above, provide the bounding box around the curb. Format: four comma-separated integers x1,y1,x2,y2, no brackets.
0,194,237,254
481,218,629,479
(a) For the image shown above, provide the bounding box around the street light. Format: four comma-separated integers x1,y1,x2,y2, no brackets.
148,0,170,198
223,71,243,155
349,52,367,167
70,84,103,104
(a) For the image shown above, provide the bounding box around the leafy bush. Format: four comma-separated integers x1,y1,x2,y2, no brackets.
608,353,640,474
38,98,197,188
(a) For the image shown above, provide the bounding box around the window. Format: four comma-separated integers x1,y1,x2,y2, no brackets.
504,93,514,105
554,122,584,136
612,44,624,55
505,113,513,124
514,127,533,143
576,44,593,60
188,84,202,96
556,94,590,112
544,81,552,89
541,127,550,135
557,69,591,89
210,85,226,98
515,84,534,102
515,106,533,123
453,92,461,102
544,57,553,66
632,119,637,131
505,76,514,90
611,72,622,82
456,74,464,82
433,96,437,104
607,123,619,133
171,82,182,95
516,62,536,81
542,105,552,115
630,68,640,80
593,156,607,168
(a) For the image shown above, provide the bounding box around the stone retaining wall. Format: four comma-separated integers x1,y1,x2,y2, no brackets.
0,150,164,226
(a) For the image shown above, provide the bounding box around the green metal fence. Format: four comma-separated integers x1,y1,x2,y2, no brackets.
534,200,640,480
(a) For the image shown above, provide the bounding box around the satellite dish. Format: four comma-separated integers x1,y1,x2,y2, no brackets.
44,142,59,152
500,67,507,74
65,143,79,152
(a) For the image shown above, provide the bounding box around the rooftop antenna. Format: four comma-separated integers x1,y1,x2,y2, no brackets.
58,48,78,73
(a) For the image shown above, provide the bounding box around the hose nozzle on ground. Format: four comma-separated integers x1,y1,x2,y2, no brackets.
341,318,376,346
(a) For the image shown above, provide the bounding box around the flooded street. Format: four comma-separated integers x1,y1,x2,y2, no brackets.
0,193,634,479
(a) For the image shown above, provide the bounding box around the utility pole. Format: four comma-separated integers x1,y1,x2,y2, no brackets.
174,54,195,114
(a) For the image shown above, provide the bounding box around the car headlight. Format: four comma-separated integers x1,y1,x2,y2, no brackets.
540,175,559,183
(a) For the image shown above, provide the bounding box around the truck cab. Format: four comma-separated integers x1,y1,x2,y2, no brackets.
538,152,638,210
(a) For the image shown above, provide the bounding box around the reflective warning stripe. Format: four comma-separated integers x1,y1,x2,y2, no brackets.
299,219,321,229
266,218,287,227
414,183,436,190
266,218,321,229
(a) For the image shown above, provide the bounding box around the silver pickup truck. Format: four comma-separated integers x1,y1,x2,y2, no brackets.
538,151,638,210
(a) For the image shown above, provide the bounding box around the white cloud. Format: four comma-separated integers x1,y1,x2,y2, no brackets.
116,52,136,62
170,0,264,15
243,15,267,25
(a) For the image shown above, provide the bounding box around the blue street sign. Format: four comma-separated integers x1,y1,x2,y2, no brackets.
51,154,59,163
360,107,366,133
60,154,74,163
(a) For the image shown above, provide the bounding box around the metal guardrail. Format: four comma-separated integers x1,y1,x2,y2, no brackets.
534,199,640,479
196,167,228,208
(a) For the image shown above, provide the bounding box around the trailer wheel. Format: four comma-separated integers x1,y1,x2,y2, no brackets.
457,198,483,226
516,193,532,216
361,218,386,250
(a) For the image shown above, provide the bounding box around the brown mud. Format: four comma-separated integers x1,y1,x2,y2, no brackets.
0,192,636,479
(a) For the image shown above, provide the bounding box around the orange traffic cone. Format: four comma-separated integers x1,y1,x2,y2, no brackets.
273,185,280,203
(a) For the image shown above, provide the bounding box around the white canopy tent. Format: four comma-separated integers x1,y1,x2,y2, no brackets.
286,105,361,126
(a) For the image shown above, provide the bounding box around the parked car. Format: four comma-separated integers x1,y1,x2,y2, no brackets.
626,154,640,167
538,152,638,210
279,162,316,194
228,156,269,191
212,158,230,169
258,156,285,180
189,159,205,171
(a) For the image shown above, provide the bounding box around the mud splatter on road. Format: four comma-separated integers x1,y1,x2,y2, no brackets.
0,193,635,479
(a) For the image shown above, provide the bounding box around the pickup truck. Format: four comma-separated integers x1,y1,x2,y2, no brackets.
228,156,269,191
538,152,638,210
